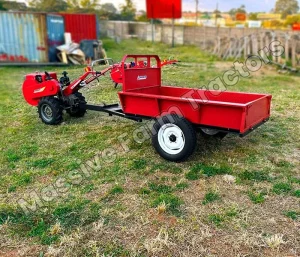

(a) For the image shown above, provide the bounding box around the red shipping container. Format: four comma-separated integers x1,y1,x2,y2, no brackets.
146,0,182,19
60,13,98,43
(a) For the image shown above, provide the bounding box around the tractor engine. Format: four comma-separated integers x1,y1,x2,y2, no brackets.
22,72,60,106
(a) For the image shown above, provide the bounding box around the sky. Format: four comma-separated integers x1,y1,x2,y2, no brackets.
101,0,278,13
14,0,282,13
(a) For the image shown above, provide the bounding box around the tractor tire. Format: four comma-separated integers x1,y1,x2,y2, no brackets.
200,128,228,139
152,114,197,162
38,97,63,125
66,92,87,118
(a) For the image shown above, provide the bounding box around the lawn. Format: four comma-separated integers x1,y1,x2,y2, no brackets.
0,38,299,257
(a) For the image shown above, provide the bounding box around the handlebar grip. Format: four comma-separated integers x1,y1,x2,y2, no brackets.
45,71,52,81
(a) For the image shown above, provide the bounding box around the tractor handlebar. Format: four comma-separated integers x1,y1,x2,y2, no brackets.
91,58,114,71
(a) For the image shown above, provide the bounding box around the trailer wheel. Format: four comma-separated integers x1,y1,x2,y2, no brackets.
152,115,197,162
38,97,63,125
200,128,228,139
67,92,87,117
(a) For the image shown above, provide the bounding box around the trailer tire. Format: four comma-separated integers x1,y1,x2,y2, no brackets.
67,92,87,118
152,115,197,162
38,97,63,125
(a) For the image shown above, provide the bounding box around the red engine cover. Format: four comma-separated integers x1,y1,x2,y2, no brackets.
22,72,60,106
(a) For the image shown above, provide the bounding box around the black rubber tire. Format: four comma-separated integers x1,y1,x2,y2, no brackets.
152,114,197,162
38,97,63,125
66,92,87,117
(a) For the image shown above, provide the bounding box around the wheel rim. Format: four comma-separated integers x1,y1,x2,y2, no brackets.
41,104,53,122
158,124,185,155
201,128,219,136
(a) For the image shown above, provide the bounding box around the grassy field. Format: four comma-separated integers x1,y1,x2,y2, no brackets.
0,38,299,257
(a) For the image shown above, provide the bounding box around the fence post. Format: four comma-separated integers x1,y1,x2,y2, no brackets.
292,37,297,67
285,33,290,63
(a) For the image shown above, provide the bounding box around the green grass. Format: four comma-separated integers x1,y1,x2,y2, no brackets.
175,182,189,191
131,159,147,170
208,207,239,227
139,187,151,195
109,185,124,195
148,182,173,194
283,210,299,220
293,189,300,197
185,163,231,180
238,170,271,182
0,38,299,255
151,193,183,216
29,158,54,168
248,191,267,204
0,199,101,245
272,182,293,195
202,190,221,205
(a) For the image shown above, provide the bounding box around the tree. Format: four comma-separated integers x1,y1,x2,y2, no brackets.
80,0,100,12
29,0,67,12
248,13,258,20
228,5,246,18
99,3,118,19
136,10,148,22
135,10,162,23
274,0,299,18
120,0,136,21
285,14,300,26
66,0,99,13
1,0,27,10
0,0,7,10
101,3,117,14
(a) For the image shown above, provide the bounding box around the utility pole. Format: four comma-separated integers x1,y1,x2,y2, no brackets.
195,0,199,25
215,2,219,27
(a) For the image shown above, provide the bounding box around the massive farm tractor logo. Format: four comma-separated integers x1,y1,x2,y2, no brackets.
137,75,147,80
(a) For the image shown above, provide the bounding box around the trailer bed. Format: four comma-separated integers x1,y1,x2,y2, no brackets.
118,85,271,136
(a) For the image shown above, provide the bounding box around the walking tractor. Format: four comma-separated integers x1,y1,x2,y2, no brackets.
23,55,272,162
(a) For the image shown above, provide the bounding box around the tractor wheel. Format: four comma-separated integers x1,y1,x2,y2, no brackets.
200,128,228,139
38,97,63,125
152,114,197,162
67,92,87,118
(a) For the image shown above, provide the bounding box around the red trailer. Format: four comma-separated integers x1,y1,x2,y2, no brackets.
22,55,272,162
